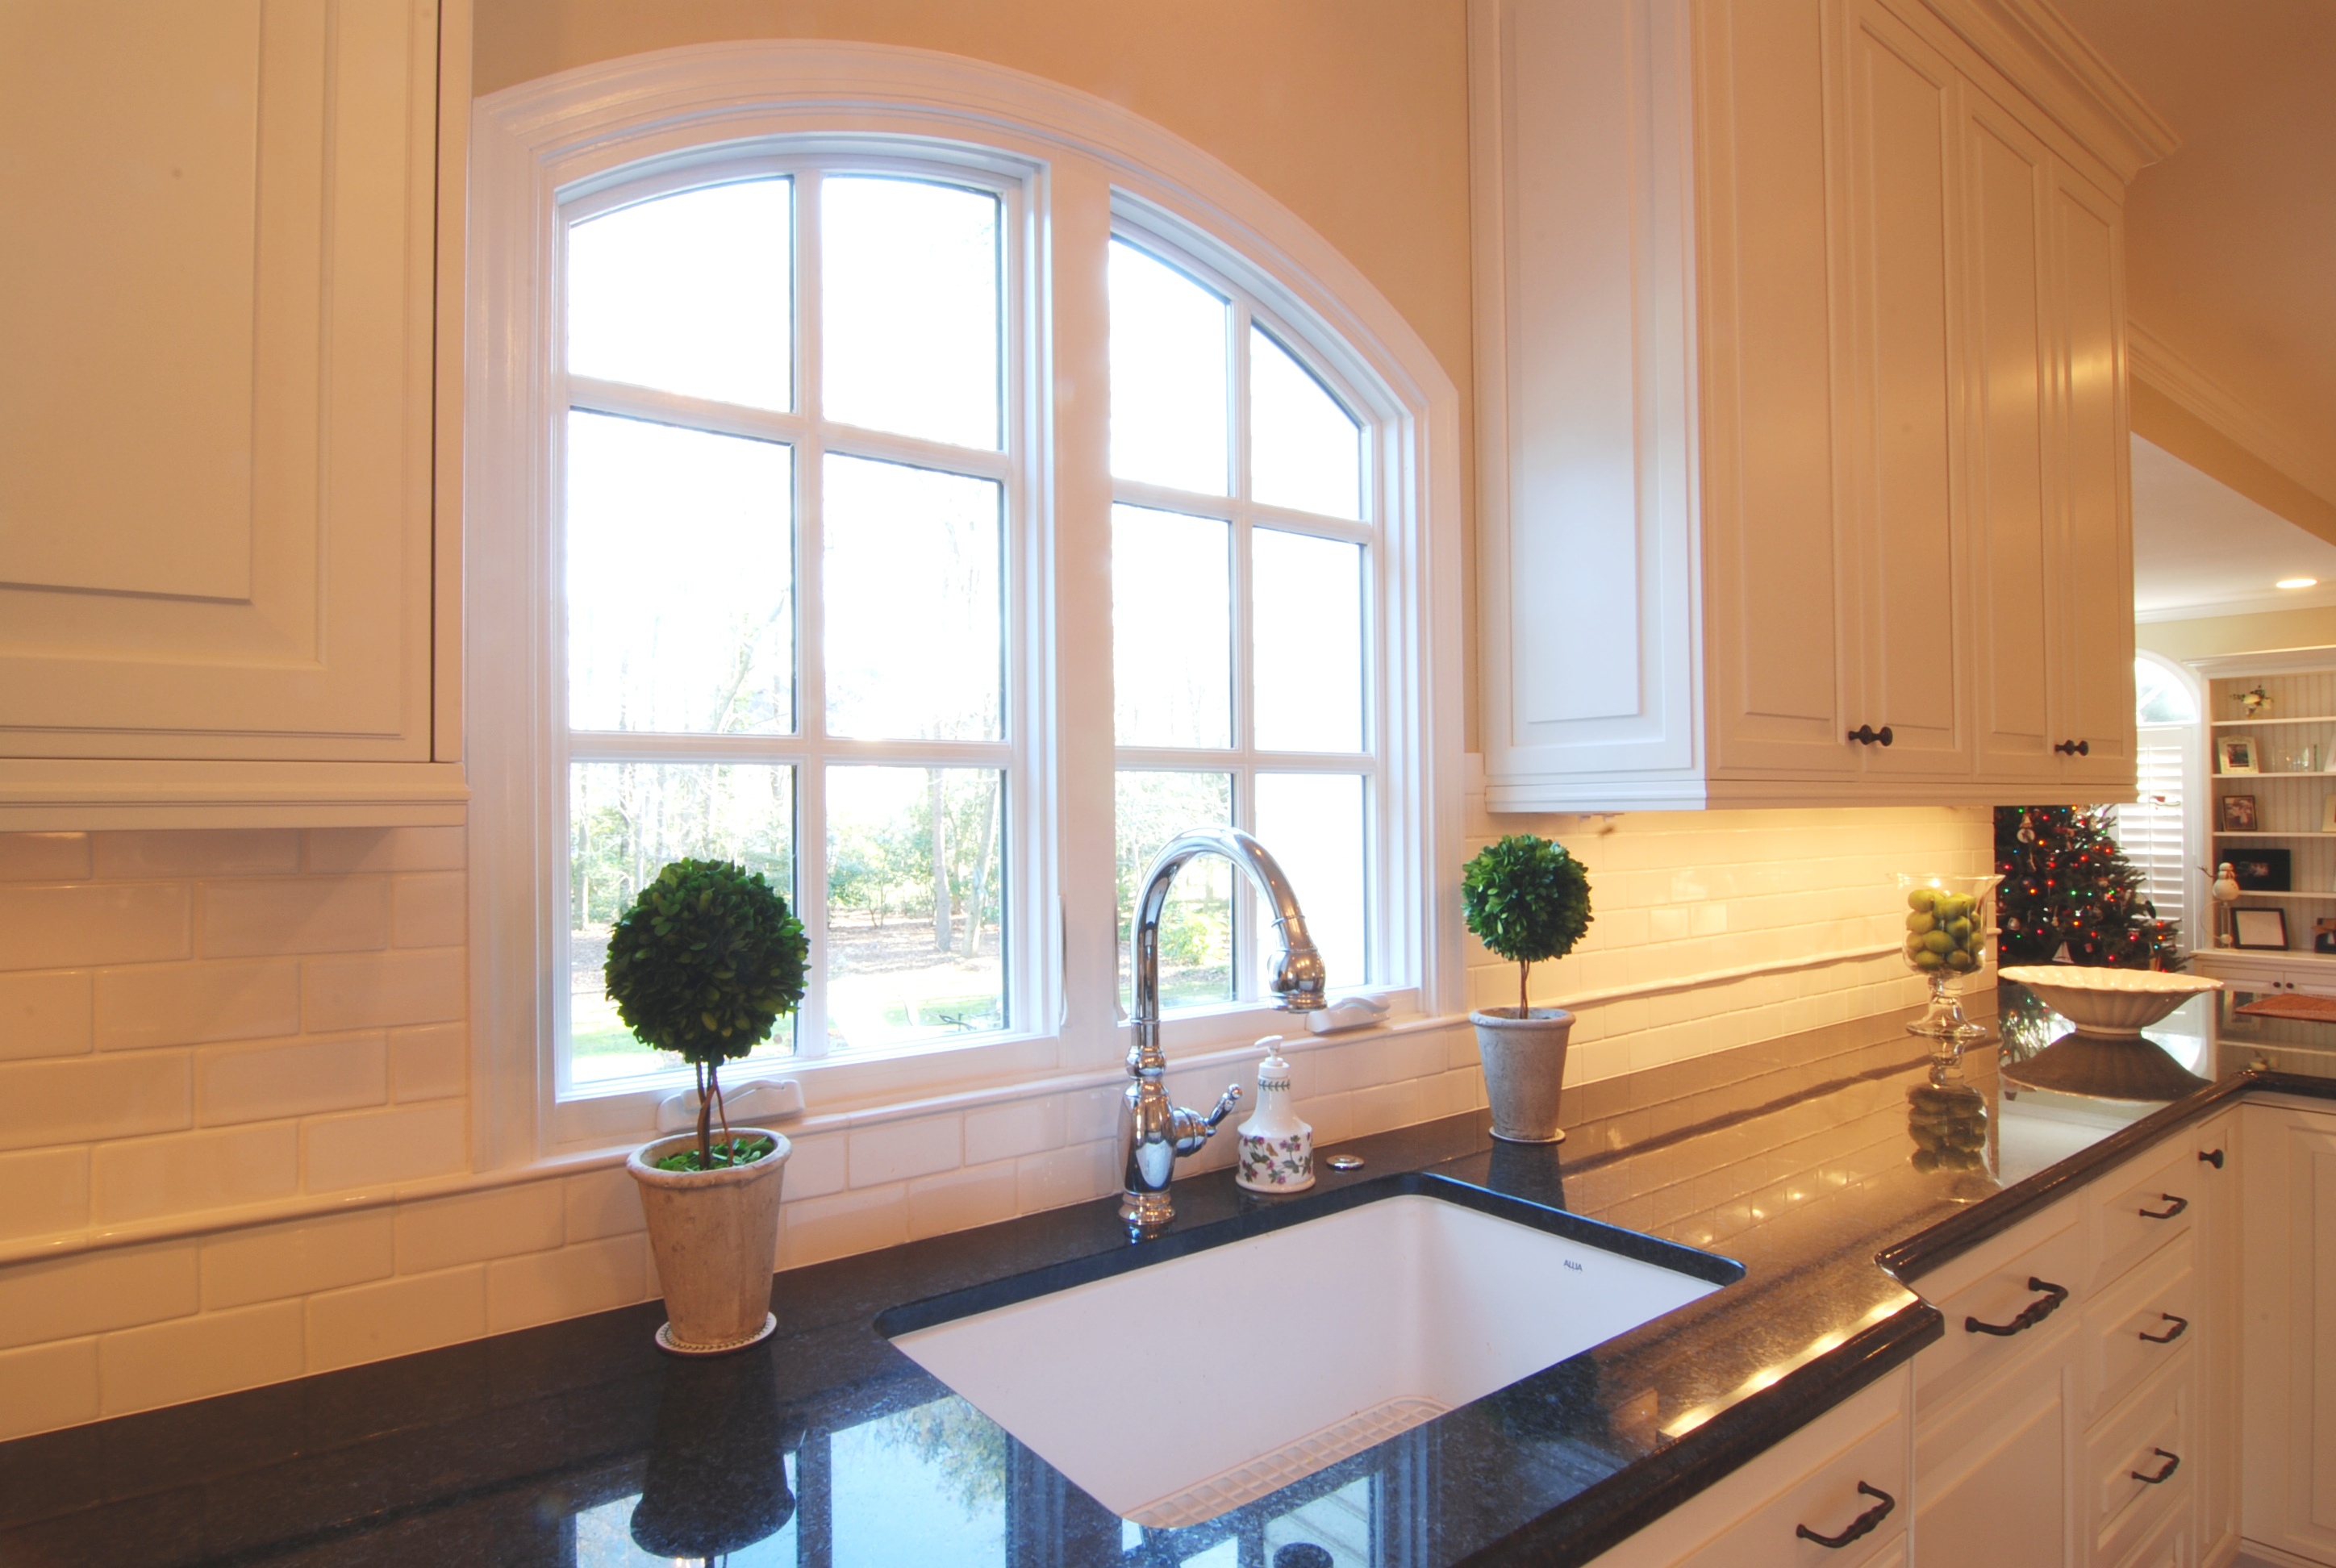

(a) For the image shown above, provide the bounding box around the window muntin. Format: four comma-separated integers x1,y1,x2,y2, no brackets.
1106,234,1375,1011
557,161,1024,1090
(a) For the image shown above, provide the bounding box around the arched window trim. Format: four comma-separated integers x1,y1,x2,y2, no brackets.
468,42,1463,1167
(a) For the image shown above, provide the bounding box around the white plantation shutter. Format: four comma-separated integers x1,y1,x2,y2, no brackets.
2115,727,2192,953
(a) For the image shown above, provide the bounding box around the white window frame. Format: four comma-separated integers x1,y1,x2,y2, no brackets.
556,149,1044,1095
466,42,1464,1168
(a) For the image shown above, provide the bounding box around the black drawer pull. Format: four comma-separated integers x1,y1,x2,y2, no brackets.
2200,1149,2225,1169
2054,739,2091,757
2138,1312,2189,1345
2131,1449,2180,1485
1796,1482,1896,1549
2138,1194,2188,1220
1846,724,1895,747
1966,1276,2069,1337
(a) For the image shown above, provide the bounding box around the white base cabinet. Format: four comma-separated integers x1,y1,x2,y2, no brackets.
1587,1368,1913,1568
2242,1101,2336,1566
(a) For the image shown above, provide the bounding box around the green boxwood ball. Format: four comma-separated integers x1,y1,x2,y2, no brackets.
1460,834,1594,967
603,858,808,1066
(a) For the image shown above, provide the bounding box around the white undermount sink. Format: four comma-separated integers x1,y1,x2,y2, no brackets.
881,1180,1739,1528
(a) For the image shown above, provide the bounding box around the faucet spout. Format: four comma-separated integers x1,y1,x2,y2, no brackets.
1120,827,1329,1233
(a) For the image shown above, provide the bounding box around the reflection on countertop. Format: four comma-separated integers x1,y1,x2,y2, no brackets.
5,982,2332,1568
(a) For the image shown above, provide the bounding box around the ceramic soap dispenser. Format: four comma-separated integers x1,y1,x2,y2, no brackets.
1234,1035,1313,1192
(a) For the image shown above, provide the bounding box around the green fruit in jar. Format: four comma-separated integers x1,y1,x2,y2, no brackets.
1907,911,1937,934
1907,888,1938,914
1946,949,1975,971
1938,893,1971,921
1923,929,1953,954
1914,949,1945,970
1947,917,1972,940
1911,1149,1940,1173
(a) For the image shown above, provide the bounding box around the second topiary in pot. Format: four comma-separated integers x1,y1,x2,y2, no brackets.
1460,834,1594,1143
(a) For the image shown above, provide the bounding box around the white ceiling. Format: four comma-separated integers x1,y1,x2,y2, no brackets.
2132,436,2336,622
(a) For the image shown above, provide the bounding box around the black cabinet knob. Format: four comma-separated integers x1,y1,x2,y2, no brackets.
2200,1148,2225,1169
2054,738,2092,757
1847,724,1895,747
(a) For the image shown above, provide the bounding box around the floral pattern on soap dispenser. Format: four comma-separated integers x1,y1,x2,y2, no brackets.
1234,1034,1314,1192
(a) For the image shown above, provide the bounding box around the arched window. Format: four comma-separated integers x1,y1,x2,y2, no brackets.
2116,653,2201,953
468,44,1460,1153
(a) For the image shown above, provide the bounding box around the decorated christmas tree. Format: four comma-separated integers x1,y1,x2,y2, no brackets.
1993,806,2178,968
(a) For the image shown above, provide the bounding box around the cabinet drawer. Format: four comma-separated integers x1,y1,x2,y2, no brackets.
2084,1233,2196,1424
2094,1141,2198,1290
2087,1353,2192,1562
1917,1209,2087,1397
2108,1498,2189,1568
1675,1391,1908,1568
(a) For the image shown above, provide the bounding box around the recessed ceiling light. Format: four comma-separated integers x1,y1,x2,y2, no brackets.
2278,578,2319,590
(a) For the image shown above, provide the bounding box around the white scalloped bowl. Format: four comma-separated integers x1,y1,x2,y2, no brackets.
1998,965,2222,1038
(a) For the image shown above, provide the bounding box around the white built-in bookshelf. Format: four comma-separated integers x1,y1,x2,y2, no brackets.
2202,658,2336,961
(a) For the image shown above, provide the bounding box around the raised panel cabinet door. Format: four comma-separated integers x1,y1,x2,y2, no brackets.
2046,162,2137,788
0,0,436,761
2188,1111,2241,1567
1829,0,1972,780
1958,91,2059,786
1914,1345,2079,1568
1696,0,1859,778
2240,1105,2336,1562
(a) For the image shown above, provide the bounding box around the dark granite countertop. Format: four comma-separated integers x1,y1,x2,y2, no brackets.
7,983,2335,1568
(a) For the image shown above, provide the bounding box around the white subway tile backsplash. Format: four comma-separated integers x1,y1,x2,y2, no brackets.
92,1122,301,1223
98,960,300,1051
0,1243,198,1351
390,873,466,949
0,1146,89,1239
487,1233,649,1332
778,1131,845,1199
96,831,300,881
782,1183,907,1270
0,969,92,1061
306,1266,486,1372
301,949,465,1033
907,1160,1020,1241
1014,1138,1116,1215
0,882,189,973
0,832,93,884
562,1166,645,1242
0,1338,99,1441
200,1211,395,1310
202,876,390,958
0,1053,190,1152
395,1182,563,1274
963,1095,1063,1166
198,1033,386,1125
98,1299,305,1416
303,827,466,875
303,1099,467,1191
848,1114,962,1187
388,1023,467,1102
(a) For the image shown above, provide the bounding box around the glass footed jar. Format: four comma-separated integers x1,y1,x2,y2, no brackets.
1896,873,2002,1064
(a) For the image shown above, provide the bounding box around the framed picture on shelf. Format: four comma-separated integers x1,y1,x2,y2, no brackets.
2314,918,2336,956
2234,907,2290,950
2321,794,2336,832
2221,794,2259,832
2232,849,2292,890
2219,736,2259,774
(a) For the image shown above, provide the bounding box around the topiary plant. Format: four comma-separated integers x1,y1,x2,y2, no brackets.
1461,834,1594,1017
604,858,809,1172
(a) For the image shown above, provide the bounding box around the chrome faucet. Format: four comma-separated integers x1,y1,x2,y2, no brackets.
1120,826,1329,1232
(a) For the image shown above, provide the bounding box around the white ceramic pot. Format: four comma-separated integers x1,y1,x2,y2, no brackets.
628,1128,791,1355
1472,1007,1575,1144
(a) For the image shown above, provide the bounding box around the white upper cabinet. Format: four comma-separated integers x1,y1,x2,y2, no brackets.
1471,0,2171,811
0,0,464,825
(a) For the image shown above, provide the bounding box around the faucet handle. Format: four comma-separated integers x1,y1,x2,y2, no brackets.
1204,1083,1243,1132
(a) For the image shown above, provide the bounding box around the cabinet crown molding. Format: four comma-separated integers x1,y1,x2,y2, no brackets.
1917,0,2181,184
